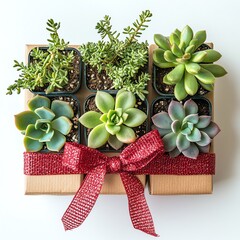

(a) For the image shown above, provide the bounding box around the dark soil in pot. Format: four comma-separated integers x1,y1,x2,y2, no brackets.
84,94,148,152
29,47,81,94
153,44,211,96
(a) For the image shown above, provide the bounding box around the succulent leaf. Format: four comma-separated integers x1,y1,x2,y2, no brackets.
183,114,199,124
182,142,199,159
185,45,195,54
95,91,115,114
51,116,72,135
35,107,55,121
201,49,222,62
152,112,172,129
191,51,207,63
196,116,211,128
153,48,175,68
79,111,102,128
200,64,227,77
198,81,214,91
180,25,193,47
28,95,50,111
154,34,170,50
51,100,74,119
116,125,136,144
124,108,147,127
46,131,66,152
169,33,180,46
105,124,121,135
168,100,185,121
184,72,199,96
24,137,44,152
15,111,39,131
195,68,215,84
171,120,181,133
174,80,188,101
176,133,190,152
171,44,183,58
193,30,206,49
198,144,210,153
202,122,221,138
184,99,198,115
88,123,110,148
25,124,44,140
156,127,172,137
167,64,185,83
39,130,54,142
169,147,181,158
108,135,124,150
186,127,201,142
163,132,177,152
115,91,136,111
185,63,201,75
196,131,211,146
164,50,177,62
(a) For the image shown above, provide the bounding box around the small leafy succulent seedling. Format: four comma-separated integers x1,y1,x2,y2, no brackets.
152,99,220,159
153,25,227,101
79,90,147,149
7,19,75,95
15,95,74,152
79,10,152,100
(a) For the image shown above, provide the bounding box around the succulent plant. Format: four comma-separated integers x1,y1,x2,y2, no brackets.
153,25,227,101
152,99,220,159
79,90,147,149
15,95,74,152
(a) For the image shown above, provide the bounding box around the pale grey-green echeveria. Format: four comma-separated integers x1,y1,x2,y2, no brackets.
15,95,74,152
152,99,220,159
79,90,147,149
153,25,227,101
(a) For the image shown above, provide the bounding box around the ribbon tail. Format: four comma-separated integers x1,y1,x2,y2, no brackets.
62,165,106,231
120,173,159,237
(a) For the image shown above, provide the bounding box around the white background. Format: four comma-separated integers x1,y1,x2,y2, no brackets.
0,0,239,239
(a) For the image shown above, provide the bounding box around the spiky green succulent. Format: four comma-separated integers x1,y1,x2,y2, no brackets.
79,90,147,149
152,99,220,159
153,25,227,101
15,95,74,152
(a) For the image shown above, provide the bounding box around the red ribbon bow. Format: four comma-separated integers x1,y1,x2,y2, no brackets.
61,130,164,237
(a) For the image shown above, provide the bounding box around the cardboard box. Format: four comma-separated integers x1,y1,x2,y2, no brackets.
24,45,146,195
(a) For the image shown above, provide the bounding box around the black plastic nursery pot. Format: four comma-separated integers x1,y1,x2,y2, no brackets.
28,47,82,95
152,44,212,97
82,93,149,152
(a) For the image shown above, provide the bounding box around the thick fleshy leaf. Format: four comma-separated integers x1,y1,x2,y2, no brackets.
181,126,191,136
185,63,201,75
185,45,195,54
195,68,215,84
115,91,136,111
51,116,72,135
184,99,198,115
171,44,183,58
25,124,44,140
35,119,51,132
105,124,121,135
154,34,170,50
152,112,172,129
171,120,181,133
124,108,147,127
162,132,177,152
163,75,177,85
169,147,181,158
186,128,201,142
164,50,177,62
180,25,193,47
108,135,124,150
153,49,175,68
39,130,54,142
183,114,199,124
201,49,222,63
182,143,199,159
200,64,227,77
46,131,66,152
191,51,207,63
24,137,43,152
51,100,74,119
184,72,199,96
198,144,210,153
116,125,136,144
167,64,185,83
196,131,212,147
196,116,212,128
28,95,50,111
95,91,114,114
88,123,110,148
174,80,188,101
168,100,185,121
15,111,39,131
35,107,55,121
193,30,206,49
202,122,221,138
155,127,172,137
79,111,102,128
176,133,190,152
169,32,180,46
199,81,214,91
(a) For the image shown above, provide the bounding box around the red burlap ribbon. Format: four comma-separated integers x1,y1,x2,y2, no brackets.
24,130,215,237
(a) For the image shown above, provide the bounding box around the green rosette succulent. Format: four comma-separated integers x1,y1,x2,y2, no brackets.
79,90,147,149
15,95,74,152
152,99,220,159
153,25,227,101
